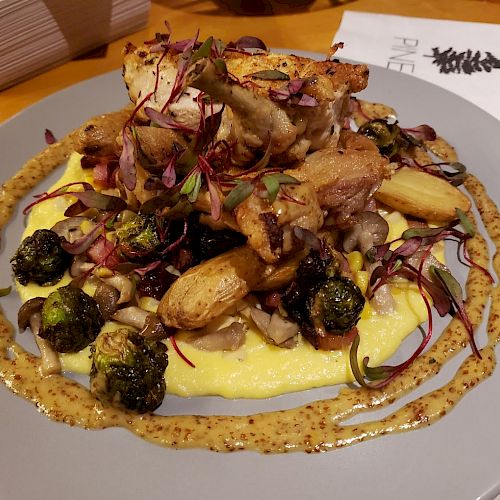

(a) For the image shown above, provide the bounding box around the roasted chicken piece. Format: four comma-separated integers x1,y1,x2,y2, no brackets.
122,43,368,166
75,107,131,157
132,126,188,171
289,130,390,225
186,54,368,165
115,161,159,210
186,58,297,165
122,43,204,129
234,182,323,263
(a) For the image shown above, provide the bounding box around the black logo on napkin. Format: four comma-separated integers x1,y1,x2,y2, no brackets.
425,47,500,75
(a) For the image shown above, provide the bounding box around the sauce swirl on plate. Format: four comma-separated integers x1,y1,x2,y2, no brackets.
0,123,498,453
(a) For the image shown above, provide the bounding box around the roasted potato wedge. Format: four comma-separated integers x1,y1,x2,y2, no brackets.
374,167,470,222
158,246,268,329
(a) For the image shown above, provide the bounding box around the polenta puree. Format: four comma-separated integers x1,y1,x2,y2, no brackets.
18,153,431,399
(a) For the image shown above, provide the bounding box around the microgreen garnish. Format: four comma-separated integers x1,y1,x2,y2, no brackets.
456,207,475,236
401,124,437,142
349,213,492,388
223,172,300,210
161,151,182,189
61,212,117,255
170,335,196,368
180,171,202,202
269,78,319,107
261,175,280,203
144,107,197,133
23,182,125,216
223,181,254,210
398,156,468,187
431,266,480,357
64,191,127,216
262,173,300,203
358,118,470,188
191,36,214,62
161,219,189,254
44,129,56,145
248,69,290,81
226,36,267,52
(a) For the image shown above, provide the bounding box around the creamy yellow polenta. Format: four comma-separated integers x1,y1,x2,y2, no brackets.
18,152,431,399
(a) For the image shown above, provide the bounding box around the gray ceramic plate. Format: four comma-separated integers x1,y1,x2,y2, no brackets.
0,57,499,500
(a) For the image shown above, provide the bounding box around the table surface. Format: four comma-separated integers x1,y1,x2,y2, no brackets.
1,0,500,125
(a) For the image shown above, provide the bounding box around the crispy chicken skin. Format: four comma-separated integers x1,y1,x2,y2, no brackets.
222,52,368,95
133,126,188,170
74,107,131,157
186,54,368,165
288,130,390,225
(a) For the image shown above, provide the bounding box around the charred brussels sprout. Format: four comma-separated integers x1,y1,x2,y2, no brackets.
358,119,409,158
281,250,365,347
281,250,337,325
39,285,104,352
116,214,161,258
11,229,71,286
90,329,168,413
308,276,364,333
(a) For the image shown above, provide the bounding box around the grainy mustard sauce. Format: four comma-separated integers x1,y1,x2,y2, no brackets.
0,122,498,453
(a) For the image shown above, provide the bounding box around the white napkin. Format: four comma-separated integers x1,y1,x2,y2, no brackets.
333,11,500,121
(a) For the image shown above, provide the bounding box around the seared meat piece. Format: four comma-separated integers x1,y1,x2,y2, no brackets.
234,183,323,263
186,58,297,166
116,161,159,210
288,131,390,225
134,126,188,170
122,43,368,166
75,108,131,156
123,44,220,129
186,55,368,165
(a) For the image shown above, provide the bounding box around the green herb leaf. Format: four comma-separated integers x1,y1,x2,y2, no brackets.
249,70,290,81
192,36,213,62
456,207,475,237
214,58,227,75
271,173,300,185
0,286,11,297
262,175,280,203
363,361,393,381
430,266,464,305
261,173,300,204
180,171,202,203
214,38,226,55
349,333,369,388
189,171,202,203
441,162,467,186
449,161,467,173
401,226,446,240
223,181,254,210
